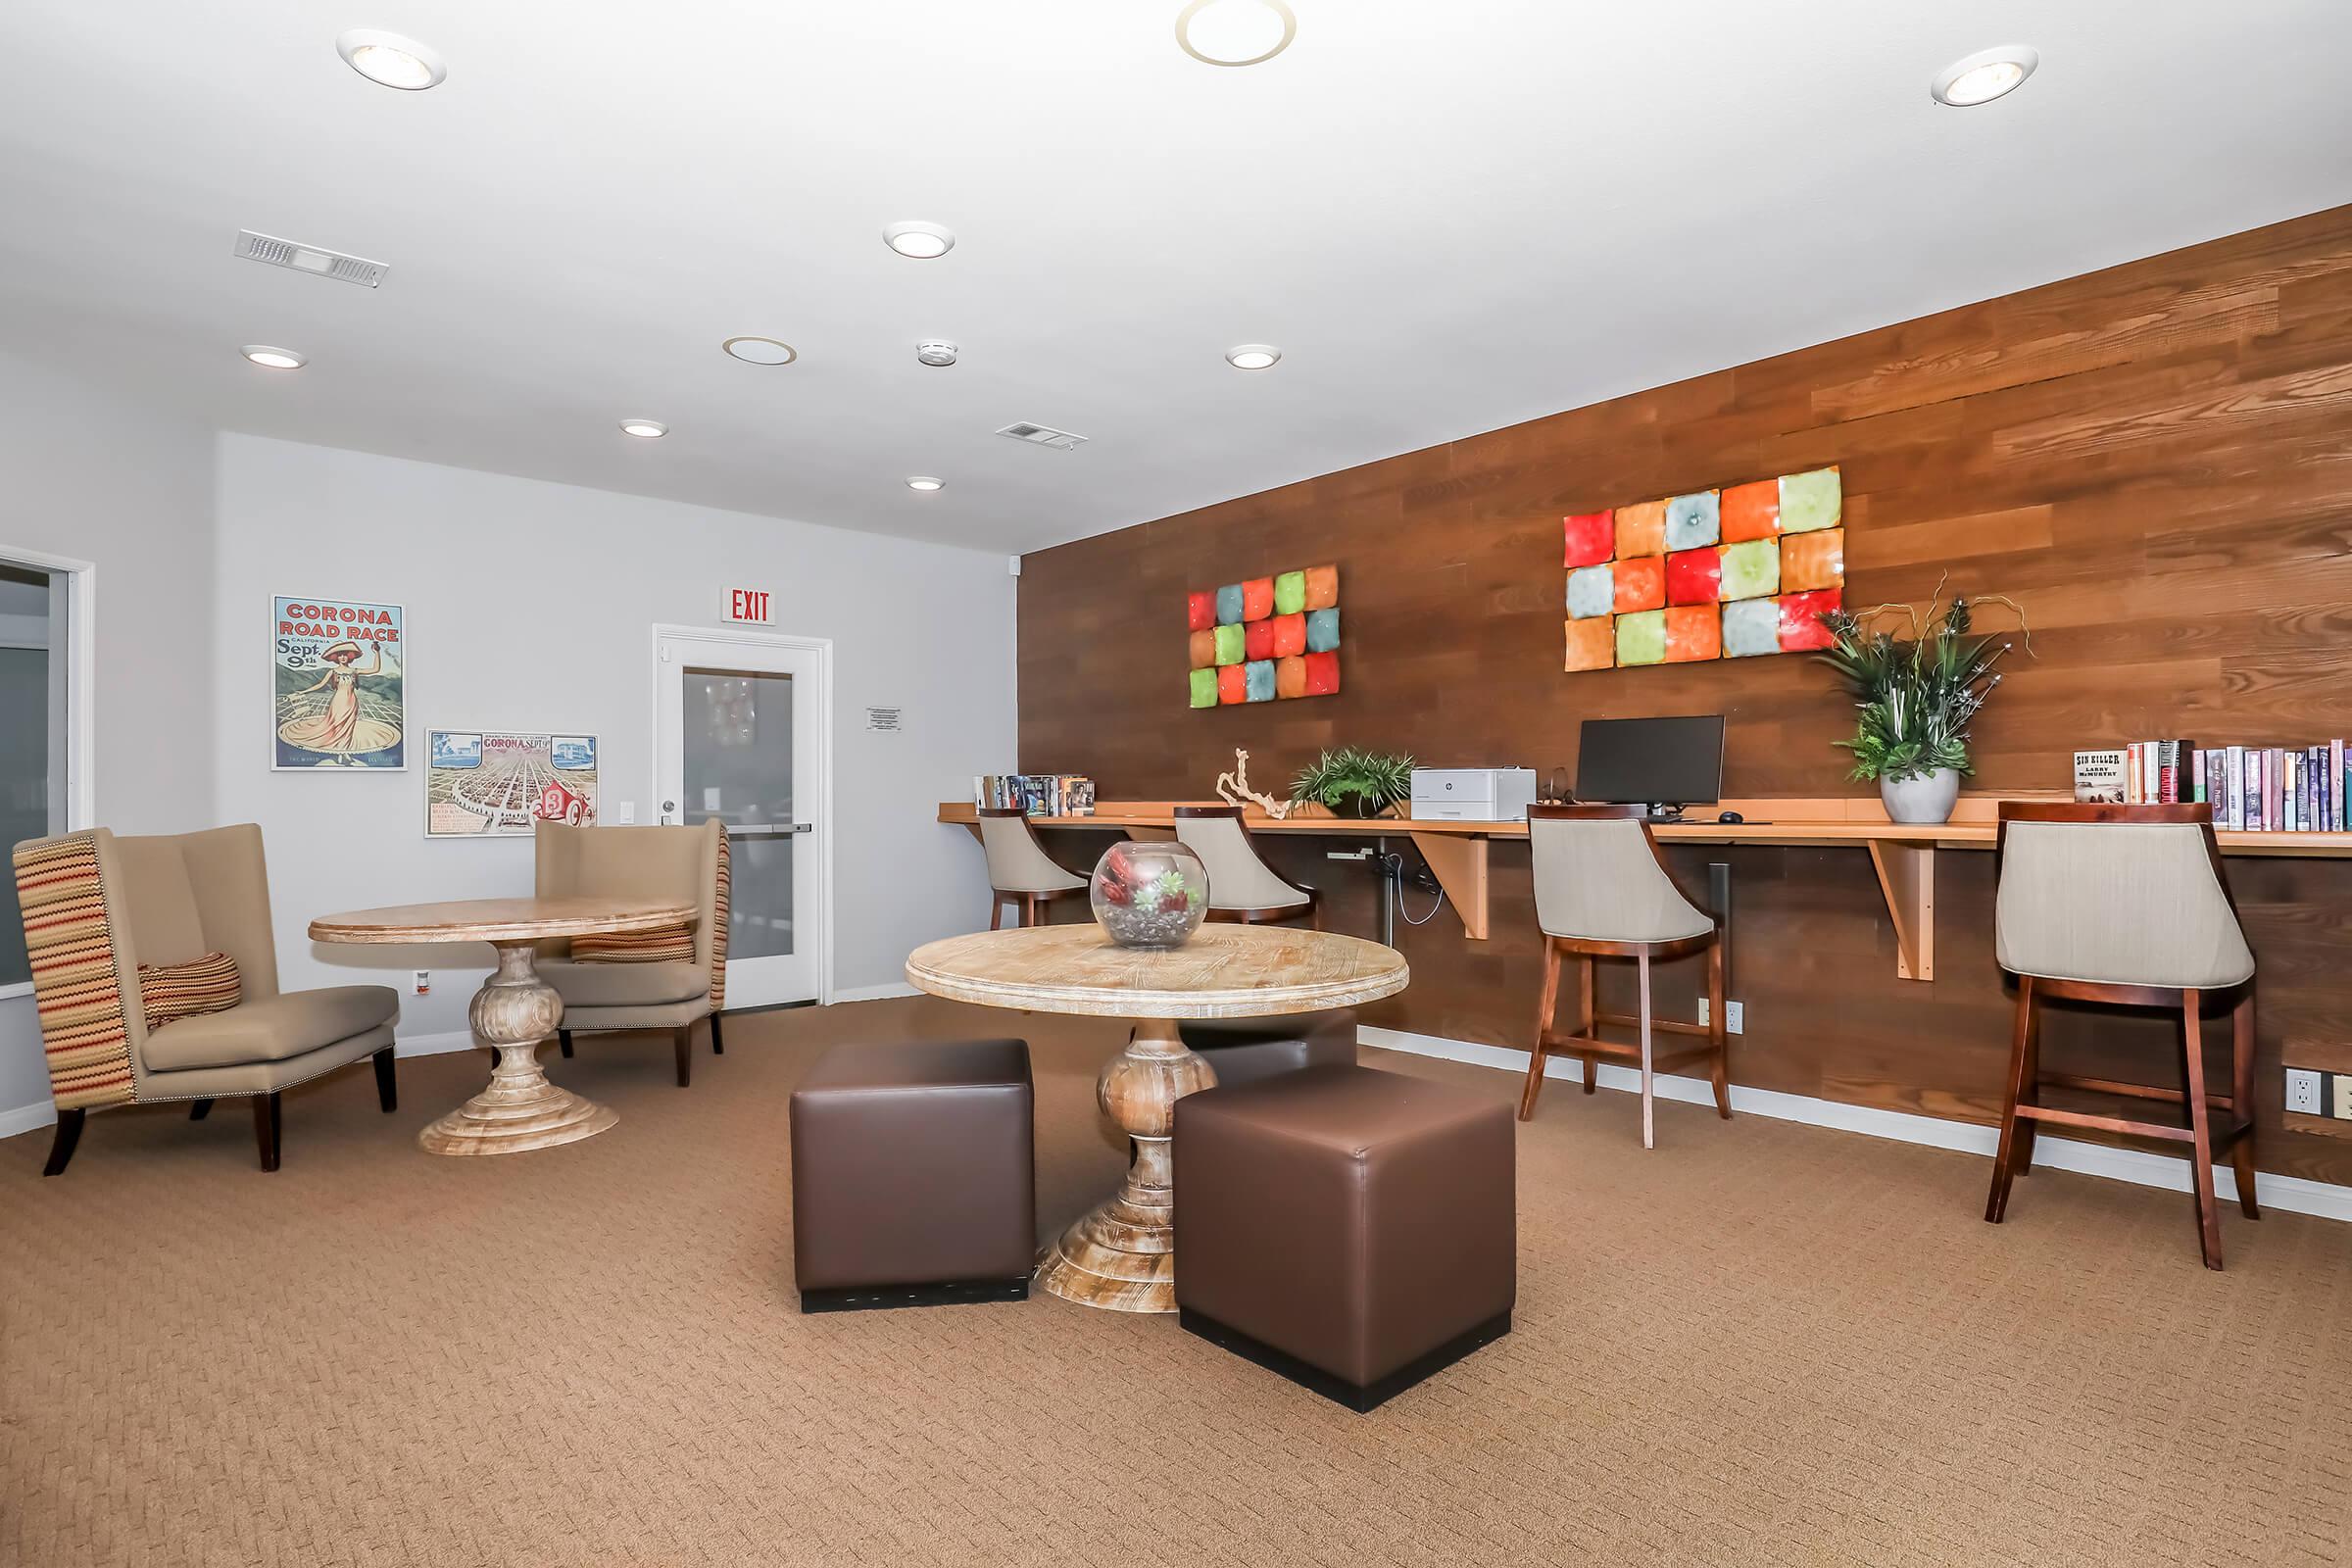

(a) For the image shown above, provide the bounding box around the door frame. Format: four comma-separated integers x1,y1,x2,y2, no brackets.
649,622,836,1007
0,543,95,1004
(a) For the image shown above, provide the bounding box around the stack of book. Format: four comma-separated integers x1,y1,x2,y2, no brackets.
2074,742,2347,831
972,774,1096,817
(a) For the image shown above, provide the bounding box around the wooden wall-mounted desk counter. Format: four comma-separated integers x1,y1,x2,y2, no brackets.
937,799,2352,981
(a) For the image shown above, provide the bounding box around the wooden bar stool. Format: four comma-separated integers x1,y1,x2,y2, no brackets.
1173,806,1319,927
1985,802,2259,1270
975,808,1090,928
1519,804,1729,1148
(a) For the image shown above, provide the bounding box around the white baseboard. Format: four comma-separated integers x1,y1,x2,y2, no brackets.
395,1029,480,1058
1360,1024,2352,1226
831,982,920,1004
0,1100,56,1139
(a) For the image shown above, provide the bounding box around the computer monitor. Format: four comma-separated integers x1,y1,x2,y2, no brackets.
1575,715,1725,815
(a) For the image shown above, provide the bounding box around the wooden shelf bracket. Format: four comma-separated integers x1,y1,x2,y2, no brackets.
1408,832,1490,941
1866,841,1936,981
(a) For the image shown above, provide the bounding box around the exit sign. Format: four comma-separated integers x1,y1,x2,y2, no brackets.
721,587,773,624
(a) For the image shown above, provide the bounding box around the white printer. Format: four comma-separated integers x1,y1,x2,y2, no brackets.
1409,767,1539,822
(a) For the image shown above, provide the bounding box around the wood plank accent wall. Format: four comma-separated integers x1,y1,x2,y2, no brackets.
1017,206,2352,1186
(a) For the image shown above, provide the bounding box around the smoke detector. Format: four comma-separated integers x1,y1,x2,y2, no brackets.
996,421,1088,451
916,340,959,368
235,230,387,288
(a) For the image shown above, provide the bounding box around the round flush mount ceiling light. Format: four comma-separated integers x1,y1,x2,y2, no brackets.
1931,45,2038,107
1176,0,1298,67
336,29,447,90
1225,343,1281,370
883,221,956,259
906,475,945,492
915,340,959,368
722,336,798,366
241,345,307,369
618,418,668,439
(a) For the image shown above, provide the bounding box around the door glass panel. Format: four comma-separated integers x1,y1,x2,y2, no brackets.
0,563,59,987
682,667,795,959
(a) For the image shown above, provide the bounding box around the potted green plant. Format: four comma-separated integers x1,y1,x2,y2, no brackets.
1814,584,2028,824
1290,746,1415,819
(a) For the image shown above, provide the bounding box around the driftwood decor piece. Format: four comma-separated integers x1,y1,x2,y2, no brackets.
1214,749,1290,819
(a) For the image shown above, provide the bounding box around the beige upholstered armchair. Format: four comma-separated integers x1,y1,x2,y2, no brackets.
11,825,400,1175
534,819,729,1087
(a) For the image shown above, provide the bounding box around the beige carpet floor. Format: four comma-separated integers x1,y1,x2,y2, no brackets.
5,995,2350,1567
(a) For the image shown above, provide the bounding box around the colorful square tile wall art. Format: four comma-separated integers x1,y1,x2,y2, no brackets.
1559,466,1843,674
1191,564,1340,707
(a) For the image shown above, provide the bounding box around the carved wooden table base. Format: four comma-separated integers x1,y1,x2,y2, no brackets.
416,940,616,1156
1035,1018,1216,1313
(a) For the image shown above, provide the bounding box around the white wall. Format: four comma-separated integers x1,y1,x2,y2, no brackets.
0,351,220,1125
210,434,1016,1043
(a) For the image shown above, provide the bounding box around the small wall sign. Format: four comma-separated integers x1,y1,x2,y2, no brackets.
865,706,903,733
721,587,774,625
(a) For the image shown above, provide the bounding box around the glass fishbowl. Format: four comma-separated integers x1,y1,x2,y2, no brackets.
1089,840,1210,950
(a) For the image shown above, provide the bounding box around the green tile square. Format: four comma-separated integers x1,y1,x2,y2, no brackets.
1615,609,1666,666
1273,570,1306,616
1213,623,1246,665
1779,467,1841,533
1719,538,1780,601
1189,667,1218,708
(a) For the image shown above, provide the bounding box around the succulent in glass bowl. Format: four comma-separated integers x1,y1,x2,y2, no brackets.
1090,840,1209,950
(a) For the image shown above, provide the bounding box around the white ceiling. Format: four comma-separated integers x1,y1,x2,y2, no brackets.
3,2,2348,555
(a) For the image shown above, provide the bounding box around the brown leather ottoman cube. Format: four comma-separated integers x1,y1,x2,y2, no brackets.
1177,1007,1356,1089
789,1038,1035,1311
1175,1065,1514,1410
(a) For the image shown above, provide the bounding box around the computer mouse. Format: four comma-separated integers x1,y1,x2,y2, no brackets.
1717,809,1743,824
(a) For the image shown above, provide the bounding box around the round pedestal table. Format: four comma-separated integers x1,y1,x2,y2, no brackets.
905,923,1408,1313
310,897,697,1156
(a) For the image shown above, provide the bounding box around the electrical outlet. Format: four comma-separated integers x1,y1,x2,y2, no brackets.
2286,1067,2323,1115
1696,1000,1745,1034
2335,1075,2352,1122
412,969,431,997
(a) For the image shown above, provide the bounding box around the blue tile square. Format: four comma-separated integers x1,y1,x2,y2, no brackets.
1566,564,1614,619
1664,491,1721,551
1215,583,1246,625
1304,608,1341,653
1244,660,1276,702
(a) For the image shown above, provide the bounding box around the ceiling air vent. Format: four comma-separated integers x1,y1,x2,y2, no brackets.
996,420,1089,452
234,230,388,288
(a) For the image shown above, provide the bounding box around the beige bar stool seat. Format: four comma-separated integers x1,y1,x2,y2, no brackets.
1518,804,1728,1148
1173,806,1319,927
977,808,1089,928
1985,802,2259,1270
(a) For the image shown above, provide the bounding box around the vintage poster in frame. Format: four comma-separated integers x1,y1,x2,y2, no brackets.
425,729,600,837
273,595,407,769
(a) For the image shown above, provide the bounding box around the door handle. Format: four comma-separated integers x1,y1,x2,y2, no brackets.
726,822,813,838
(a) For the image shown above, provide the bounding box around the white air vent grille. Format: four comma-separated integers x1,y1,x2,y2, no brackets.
996,421,1088,451
235,230,388,288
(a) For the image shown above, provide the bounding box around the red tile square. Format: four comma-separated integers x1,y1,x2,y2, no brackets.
1217,663,1249,704
1613,556,1665,612
1563,512,1614,568
1187,591,1216,632
1244,618,1275,661
1303,650,1341,696
1241,577,1275,621
1664,605,1722,662
1666,547,1722,606
1269,611,1305,658
1779,589,1841,651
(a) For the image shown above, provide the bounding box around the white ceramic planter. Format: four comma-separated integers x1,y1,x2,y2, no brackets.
1881,766,1961,825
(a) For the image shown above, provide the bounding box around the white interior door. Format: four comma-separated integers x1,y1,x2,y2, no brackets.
654,626,828,1008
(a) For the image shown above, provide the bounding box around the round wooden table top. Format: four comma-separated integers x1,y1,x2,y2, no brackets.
905,923,1408,1020
309,896,699,946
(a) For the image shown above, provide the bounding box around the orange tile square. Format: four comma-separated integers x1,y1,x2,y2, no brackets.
1720,479,1781,543
1189,629,1216,669
1780,527,1844,593
1664,604,1722,662
1275,655,1307,699
1613,556,1665,612
1302,564,1339,611
1564,616,1615,672
1614,501,1668,559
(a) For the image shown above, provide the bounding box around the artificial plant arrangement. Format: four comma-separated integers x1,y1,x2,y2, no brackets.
1291,746,1415,818
1814,581,2028,821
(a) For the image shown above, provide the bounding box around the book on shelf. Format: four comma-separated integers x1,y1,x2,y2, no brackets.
971,773,1096,817
2084,739,2348,833
2073,750,2127,804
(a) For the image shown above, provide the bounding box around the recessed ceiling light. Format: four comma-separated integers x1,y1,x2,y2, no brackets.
619,418,668,439
883,221,955,260
1176,0,1298,68
241,345,307,370
1225,344,1281,370
1932,46,2038,107
336,29,446,91
722,336,798,366
906,476,945,492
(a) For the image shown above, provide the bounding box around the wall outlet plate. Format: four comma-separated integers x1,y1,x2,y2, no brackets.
412,969,430,997
1697,1000,1745,1034
2286,1067,2323,1115
612,801,636,824
2335,1074,2352,1121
